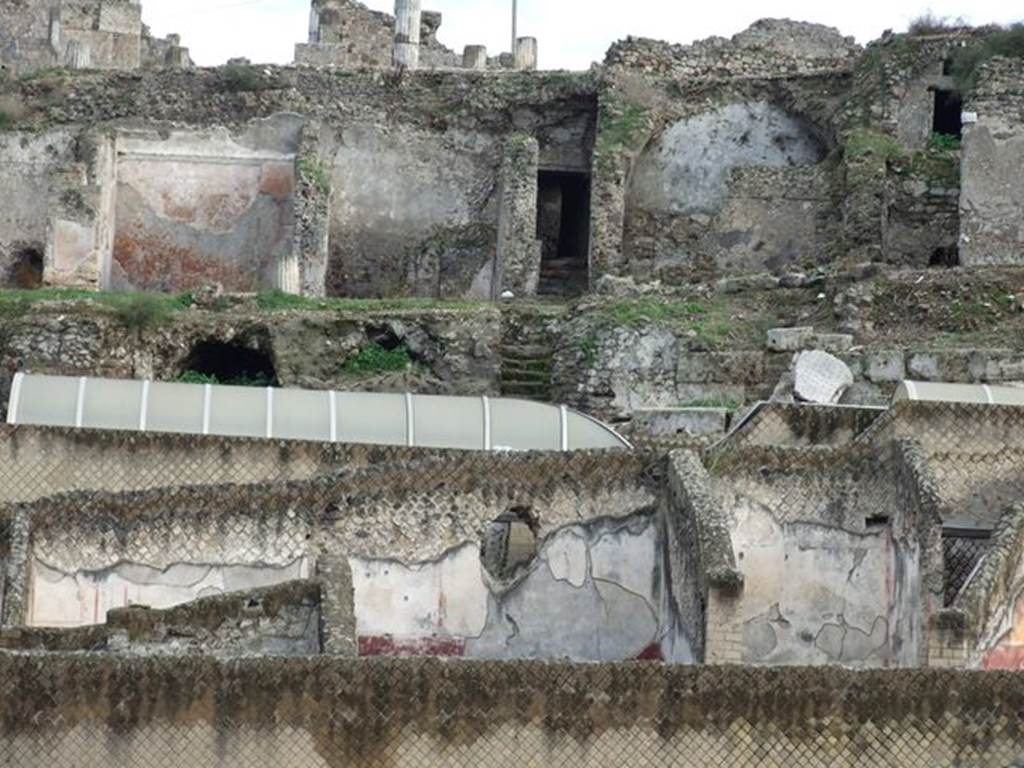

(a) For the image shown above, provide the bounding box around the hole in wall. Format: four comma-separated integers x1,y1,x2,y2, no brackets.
929,245,960,268
865,515,891,529
6,245,44,289
178,339,279,387
932,89,963,139
536,170,591,297
480,505,539,582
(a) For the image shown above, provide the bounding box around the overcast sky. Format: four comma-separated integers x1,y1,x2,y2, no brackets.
142,0,1022,70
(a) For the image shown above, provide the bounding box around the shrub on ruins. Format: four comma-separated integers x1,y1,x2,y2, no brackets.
221,64,264,93
950,22,1024,92
907,12,968,36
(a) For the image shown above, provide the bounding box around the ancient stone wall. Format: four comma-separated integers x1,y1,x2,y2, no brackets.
296,0,461,70
0,445,671,662
705,439,940,666
111,118,302,292
960,58,1024,266
605,19,860,79
3,656,1024,767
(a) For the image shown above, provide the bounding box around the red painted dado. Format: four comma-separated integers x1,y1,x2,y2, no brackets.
981,644,1024,670
358,635,466,658
635,643,664,661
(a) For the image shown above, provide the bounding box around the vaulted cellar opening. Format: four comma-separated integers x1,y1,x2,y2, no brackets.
536,170,591,297
179,340,279,387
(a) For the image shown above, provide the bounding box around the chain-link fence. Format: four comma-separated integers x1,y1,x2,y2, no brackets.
944,527,993,605
2,656,1024,768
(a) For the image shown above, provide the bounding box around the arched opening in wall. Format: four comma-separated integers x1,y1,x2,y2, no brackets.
5,245,44,289
623,102,830,281
177,339,279,387
930,245,960,268
932,89,963,139
536,171,590,297
480,506,539,582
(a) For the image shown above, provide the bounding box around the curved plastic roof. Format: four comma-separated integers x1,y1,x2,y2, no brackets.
893,381,1024,407
5,373,631,452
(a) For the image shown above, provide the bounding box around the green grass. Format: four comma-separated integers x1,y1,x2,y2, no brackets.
344,342,411,375
253,290,484,313
0,111,12,130
0,288,191,321
589,298,739,349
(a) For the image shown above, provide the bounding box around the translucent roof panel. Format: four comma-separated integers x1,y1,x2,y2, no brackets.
335,392,408,446
146,381,206,435
208,385,268,438
6,374,632,452
413,394,485,450
10,374,79,428
893,381,1024,406
82,378,145,432
490,398,561,452
272,388,332,442
567,410,632,451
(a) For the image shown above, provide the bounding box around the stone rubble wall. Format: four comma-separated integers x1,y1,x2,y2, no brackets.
3,655,1024,767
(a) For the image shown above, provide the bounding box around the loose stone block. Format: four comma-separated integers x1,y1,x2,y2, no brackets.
766,327,814,352
794,350,854,404
463,45,487,70
812,333,854,354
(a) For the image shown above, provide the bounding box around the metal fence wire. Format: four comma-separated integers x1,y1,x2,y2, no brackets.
2,657,1024,768
943,528,993,606
0,407,1023,767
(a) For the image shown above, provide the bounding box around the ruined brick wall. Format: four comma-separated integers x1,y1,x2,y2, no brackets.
3,656,1024,767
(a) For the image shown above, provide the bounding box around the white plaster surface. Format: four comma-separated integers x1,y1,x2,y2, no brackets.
28,557,310,628
350,543,489,638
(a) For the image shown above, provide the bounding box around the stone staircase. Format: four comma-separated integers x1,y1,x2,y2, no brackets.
537,257,588,298
499,306,564,401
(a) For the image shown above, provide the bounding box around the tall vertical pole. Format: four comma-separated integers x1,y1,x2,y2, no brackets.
511,0,518,58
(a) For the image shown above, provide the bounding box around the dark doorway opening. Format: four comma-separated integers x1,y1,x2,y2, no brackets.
179,340,278,387
930,245,960,268
6,245,43,288
536,170,590,297
932,89,963,138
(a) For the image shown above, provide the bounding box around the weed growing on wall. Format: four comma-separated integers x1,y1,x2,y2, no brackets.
588,299,739,350
107,292,191,334
253,289,483,313
951,23,1024,92
928,132,962,151
594,99,650,172
298,157,332,196
344,342,411,375
0,288,192,322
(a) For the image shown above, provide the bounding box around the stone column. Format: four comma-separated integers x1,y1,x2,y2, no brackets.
1,511,32,628
393,0,422,69
514,37,538,71
463,45,488,71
